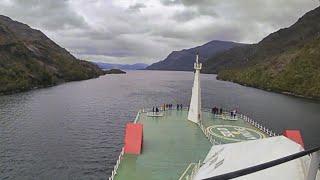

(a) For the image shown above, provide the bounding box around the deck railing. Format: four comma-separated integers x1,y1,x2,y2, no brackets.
194,109,281,179
108,107,280,179
188,160,201,180
108,109,142,180
199,122,222,145
142,106,278,141
202,107,278,137
239,114,278,137
179,163,197,180
134,110,141,123
179,160,202,180
108,109,143,180
108,147,124,180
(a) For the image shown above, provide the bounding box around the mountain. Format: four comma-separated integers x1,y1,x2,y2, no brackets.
203,6,320,99
0,15,104,94
94,62,148,70
146,40,245,71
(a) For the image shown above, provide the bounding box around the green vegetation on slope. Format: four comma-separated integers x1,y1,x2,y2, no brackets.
0,15,104,94
104,69,126,74
203,6,320,99
218,37,320,98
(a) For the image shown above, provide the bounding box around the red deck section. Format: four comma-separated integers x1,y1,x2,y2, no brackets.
283,130,304,148
124,123,143,155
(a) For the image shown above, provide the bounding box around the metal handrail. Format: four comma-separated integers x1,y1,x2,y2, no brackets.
197,111,274,145
179,163,197,180
198,121,221,145
108,147,124,180
202,146,320,180
239,114,278,137
116,107,281,180
203,107,277,137
134,110,141,123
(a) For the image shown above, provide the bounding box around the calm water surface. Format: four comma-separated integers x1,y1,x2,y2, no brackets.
1,70,319,179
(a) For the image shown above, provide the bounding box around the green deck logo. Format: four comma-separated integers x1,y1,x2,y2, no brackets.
207,125,266,142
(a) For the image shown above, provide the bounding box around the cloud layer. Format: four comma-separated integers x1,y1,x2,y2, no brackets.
0,0,318,64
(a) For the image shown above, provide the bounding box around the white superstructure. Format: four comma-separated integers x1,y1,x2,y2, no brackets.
193,136,320,180
188,53,202,124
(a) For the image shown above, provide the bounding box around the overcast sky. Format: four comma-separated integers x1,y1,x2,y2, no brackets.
0,0,319,64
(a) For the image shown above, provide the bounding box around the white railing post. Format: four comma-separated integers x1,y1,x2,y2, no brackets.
134,111,140,123
306,150,320,180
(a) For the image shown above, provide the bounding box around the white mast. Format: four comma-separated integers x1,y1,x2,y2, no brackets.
188,52,202,124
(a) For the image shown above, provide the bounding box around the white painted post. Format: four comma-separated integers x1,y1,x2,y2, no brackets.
306,150,320,180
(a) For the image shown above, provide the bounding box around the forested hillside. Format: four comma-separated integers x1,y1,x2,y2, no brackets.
0,15,104,94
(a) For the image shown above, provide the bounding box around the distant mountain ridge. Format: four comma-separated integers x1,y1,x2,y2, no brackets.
0,15,104,94
203,6,320,98
146,40,245,71
94,62,148,70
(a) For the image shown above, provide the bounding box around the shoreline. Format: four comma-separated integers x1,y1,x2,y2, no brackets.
2,70,319,102
216,76,320,101
0,75,104,96
143,70,320,101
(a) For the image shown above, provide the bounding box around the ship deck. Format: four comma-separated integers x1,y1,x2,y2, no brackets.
114,109,269,180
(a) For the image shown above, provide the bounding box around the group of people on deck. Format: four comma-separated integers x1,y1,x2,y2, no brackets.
211,106,223,115
164,104,173,110
152,106,160,113
176,104,183,110
152,103,184,112
230,109,237,119
211,106,238,119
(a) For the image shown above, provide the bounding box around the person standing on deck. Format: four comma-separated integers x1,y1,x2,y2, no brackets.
177,104,179,110
212,106,216,114
233,109,237,118
180,104,183,110
220,108,223,115
152,106,155,114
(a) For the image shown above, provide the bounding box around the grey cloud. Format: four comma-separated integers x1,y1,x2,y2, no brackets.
0,0,87,30
172,9,200,22
128,3,146,12
0,0,318,64
161,0,217,7
160,0,181,6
